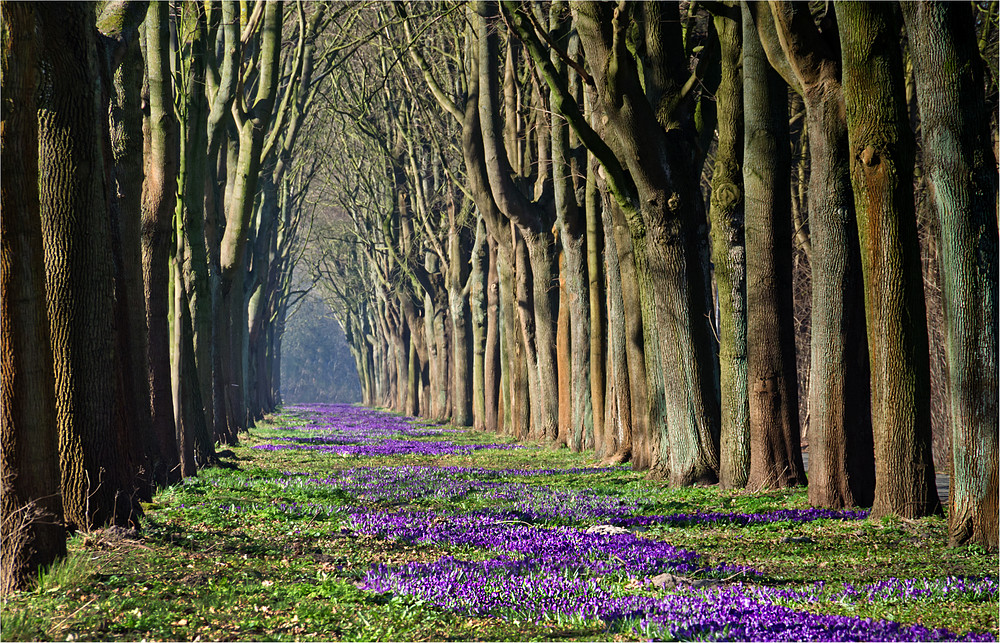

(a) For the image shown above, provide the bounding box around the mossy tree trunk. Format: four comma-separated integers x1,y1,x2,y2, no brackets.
574,1,720,484
37,2,140,529
141,0,181,485
708,2,749,490
765,0,875,509
900,0,998,547
838,0,940,519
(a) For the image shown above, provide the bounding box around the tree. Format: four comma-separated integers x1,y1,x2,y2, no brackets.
742,1,805,490
217,0,283,439
707,1,749,490
900,0,998,547
1,1,67,594
571,2,721,483
765,0,875,509
141,0,182,485
838,0,940,519
36,2,141,529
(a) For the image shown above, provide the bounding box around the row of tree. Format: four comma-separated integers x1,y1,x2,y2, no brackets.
1,0,349,593
309,0,998,553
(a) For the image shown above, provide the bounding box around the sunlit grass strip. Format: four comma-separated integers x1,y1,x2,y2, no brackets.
615,507,869,528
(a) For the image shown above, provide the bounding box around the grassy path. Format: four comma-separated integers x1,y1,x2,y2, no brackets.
2,404,997,641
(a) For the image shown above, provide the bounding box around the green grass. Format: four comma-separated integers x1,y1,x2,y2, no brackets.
1,411,996,641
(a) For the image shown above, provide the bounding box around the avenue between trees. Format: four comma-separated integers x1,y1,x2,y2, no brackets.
2,0,997,595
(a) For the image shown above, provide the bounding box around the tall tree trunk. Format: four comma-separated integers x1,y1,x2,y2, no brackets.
585,153,606,459
470,217,489,431
37,2,139,529
765,0,875,509
575,2,720,485
484,236,501,433
450,212,475,427
550,7,591,451
176,1,215,454
218,0,282,437
99,3,152,499
742,2,806,491
477,2,558,442
602,195,633,465
901,0,998,547
838,0,941,519
141,0,181,485
710,2,750,490
1,2,67,592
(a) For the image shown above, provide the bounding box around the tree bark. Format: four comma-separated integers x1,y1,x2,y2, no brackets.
37,2,140,529
141,0,181,485
765,0,875,508
574,1,720,485
99,2,152,499
900,0,998,547
710,2,750,490
742,2,806,491
218,0,282,438
838,0,941,519
1,2,67,593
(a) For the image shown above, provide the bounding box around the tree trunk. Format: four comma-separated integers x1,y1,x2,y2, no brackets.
37,2,140,529
470,217,489,431
585,153,606,459
141,0,181,485
556,250,572,447
1,2,67,592
901,0,998,547
742,2,806,491
99,5,152,499
218,0,282,436
477,3,559,442
601,195,633,465
550,21,591,451
765,0,875,508
575,2,719,485
838,0,941,519
450,215,474,427
710,3,750,490
176,1,216,451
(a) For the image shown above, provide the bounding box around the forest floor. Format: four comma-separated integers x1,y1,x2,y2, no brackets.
2,404,997,642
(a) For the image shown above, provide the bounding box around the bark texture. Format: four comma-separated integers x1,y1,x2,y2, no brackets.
710,2,749,490
141,0,181,485
1,1,67,594
37,2,139,529
766,0,875,509
900,0,999,547
838,0,941,519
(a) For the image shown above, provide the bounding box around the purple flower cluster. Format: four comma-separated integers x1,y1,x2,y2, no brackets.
361,564,993,641
257,405,526,457
761,576,1000,605
246,405,994,641
345,508,751,579
253,439,526,457
482,484,642,522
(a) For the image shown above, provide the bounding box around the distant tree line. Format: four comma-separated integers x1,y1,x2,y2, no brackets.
281,296,362,404
309,0,997,553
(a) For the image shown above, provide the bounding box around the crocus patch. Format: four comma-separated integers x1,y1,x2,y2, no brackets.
259,405,995,642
